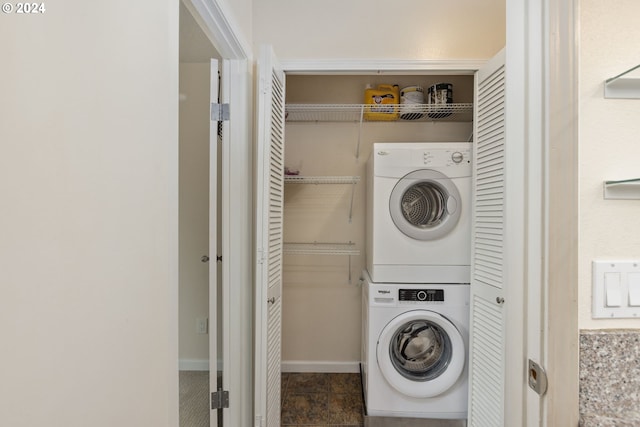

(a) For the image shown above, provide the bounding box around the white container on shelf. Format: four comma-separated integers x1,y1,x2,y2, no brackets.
400,86,425,120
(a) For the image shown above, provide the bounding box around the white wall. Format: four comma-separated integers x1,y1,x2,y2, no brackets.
579,0,640,329
0,1,179,426
179,63,211,366
220,0,252,50
253,0,504,60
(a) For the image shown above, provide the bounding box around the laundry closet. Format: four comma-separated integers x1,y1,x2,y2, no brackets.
280,73,475,372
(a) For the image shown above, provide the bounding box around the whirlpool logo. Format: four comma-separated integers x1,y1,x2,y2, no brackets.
377,289,391,294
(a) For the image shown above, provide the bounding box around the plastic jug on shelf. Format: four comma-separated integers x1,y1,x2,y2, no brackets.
363,84,400,121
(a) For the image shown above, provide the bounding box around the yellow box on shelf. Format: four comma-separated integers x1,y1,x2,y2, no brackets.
363,84,400,121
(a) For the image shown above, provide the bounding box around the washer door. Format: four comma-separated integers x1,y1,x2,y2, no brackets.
389,169,461,241
377,310,465,398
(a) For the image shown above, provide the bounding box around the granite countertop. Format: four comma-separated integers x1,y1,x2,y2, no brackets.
580,414,640,427
580,330,640,426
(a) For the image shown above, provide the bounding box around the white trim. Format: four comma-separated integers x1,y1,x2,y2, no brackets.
544,0,580,425
504,0,528,421
168,6,180,423
182,0,252,60
180,358,212,371
281,59,486,74
179,359,225,371
524,0,545,424
281,361,361,373
221,58,253,427
208,58,220,427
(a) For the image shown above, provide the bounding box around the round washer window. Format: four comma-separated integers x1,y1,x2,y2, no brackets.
390,319,452,382
376,310,466,398
389,170,461,241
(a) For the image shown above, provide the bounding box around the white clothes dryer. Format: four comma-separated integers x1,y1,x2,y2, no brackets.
361,271,469,419
366,142,472,283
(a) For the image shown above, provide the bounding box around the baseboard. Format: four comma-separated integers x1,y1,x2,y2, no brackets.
179,359,209,371
182,359,360,373
281,360,360,373
179,358,223,371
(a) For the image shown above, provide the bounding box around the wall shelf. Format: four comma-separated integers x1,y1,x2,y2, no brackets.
284,175,360,185
285,103,473,123
283,242,360,283
283,242,360,256
604,64,640,99
603,178,640,199
284,175,360,222
285,103,473,159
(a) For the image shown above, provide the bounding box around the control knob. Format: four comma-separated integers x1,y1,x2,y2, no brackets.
452,151,464,163
417,290,427,301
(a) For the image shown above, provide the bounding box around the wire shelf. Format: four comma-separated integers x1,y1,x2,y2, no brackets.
284,175,360,185
285,103,473,122
283,242,360,256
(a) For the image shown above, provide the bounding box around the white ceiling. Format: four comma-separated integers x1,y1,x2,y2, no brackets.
179,2,220,63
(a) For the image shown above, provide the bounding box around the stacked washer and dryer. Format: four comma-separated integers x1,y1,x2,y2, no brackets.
362,142,472,421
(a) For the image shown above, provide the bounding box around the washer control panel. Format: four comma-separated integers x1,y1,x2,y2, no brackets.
399,289,444,302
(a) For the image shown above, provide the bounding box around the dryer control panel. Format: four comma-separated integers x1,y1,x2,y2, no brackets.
421,148,471,167
372,142,473,179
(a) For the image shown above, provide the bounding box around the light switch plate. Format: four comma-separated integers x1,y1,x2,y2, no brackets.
593,260,640,319
604,272,622,307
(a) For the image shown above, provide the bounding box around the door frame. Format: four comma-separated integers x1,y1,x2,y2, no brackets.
281,1,580,417
505,0,579,425
542,0,580,424
180,1,254,426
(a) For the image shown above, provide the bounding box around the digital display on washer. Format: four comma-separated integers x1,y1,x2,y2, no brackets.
399,289,444,302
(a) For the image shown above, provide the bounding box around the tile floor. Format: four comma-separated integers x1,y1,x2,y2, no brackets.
281,372,364,426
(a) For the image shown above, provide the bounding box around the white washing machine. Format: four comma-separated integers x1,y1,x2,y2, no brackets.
361,271,469,420
366,142,472,283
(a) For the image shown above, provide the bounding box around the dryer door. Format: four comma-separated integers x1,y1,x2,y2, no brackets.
377,310,465,398
389,169,461,241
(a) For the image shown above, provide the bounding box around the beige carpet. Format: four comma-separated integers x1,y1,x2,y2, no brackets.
179,371,209,427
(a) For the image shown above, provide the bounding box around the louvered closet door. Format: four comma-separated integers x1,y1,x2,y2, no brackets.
469,49,506,427
255,45,285,427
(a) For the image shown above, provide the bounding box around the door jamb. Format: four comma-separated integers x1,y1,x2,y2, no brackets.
179,1,253,426
181,0,252,61
281,56,562,427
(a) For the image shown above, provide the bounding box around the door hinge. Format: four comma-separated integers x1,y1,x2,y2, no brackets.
211,389,229,410
528,359,548,396
211,103,230,121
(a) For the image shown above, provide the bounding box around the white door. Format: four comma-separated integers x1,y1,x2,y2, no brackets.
208,58,222,427
254,45,286,427
468,49,507,426
211,57,252,427
470,44,547,426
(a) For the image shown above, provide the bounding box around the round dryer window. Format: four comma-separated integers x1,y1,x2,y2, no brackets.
377,310,465,398
389,169,462,240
